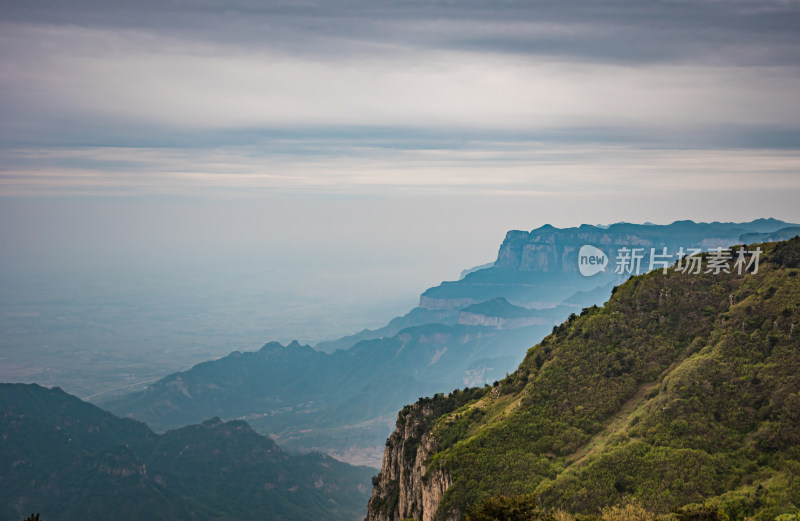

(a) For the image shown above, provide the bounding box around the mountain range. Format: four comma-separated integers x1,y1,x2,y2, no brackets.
0,383,373,521
104,219,799,468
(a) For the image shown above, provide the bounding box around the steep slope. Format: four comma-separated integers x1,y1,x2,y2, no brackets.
0,383,373,521
367,237,800,521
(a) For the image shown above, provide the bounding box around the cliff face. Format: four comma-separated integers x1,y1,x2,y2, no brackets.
366,390,486,521
492,223,746,272
457,311,546,329
419,296,478,310
366,404,450,521
422,220,796,310
455,297,550,329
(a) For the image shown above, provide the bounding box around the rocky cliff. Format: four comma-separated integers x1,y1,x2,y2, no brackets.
456,297,551,329
366,389,486,521
457,312,546,328
422,220,798,310
492,222,760,272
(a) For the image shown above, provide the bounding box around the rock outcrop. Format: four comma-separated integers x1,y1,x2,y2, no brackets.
419,296,478,310
457,311,546,329
492,223,746,272
456,297,549,329
366,390,486,521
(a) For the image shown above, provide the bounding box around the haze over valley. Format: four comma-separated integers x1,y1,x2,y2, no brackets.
2,0,800,519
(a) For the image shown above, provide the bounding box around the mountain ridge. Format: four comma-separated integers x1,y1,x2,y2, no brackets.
366,236,800,521
0,382,374,521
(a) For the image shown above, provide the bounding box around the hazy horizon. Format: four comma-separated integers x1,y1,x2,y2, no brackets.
2,0,800,399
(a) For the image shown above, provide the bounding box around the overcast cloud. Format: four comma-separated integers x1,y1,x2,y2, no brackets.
1,0,799,281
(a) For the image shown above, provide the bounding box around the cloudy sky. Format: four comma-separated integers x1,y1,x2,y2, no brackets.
1,0,800,317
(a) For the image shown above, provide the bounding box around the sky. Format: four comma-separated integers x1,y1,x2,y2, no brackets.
1,0,800,342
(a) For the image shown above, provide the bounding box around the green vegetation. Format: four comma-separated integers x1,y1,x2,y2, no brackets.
455,493,747,521
464,492,550,521
396,238,800,521
395,388,491,466
0,384,374,521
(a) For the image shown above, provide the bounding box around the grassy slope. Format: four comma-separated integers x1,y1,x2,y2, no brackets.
420,238,800,520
